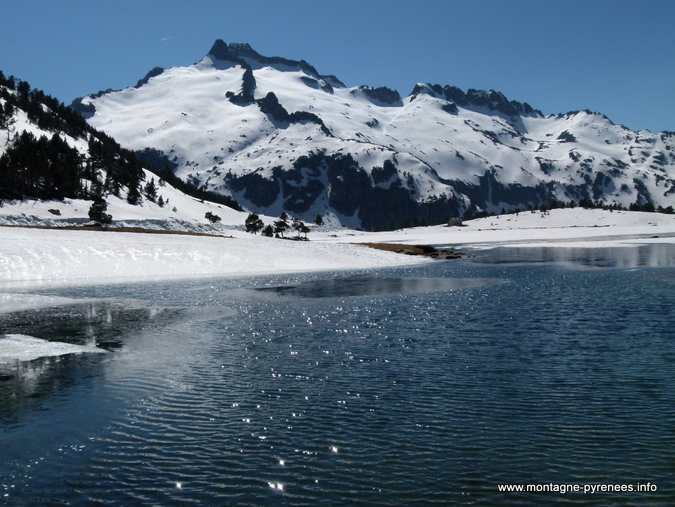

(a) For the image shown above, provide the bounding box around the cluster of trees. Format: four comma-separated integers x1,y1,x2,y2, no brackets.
572,198,671,213
0,72,89,140
0,131,83,199
245,211,312,239
135,147,242,211
205,211,221,223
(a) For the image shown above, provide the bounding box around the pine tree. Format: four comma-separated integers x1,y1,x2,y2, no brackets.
205,211,221,223
274,213,289,237
144,177,158,202
292,218,307,238
0,101,16,143
245,213,264,234
126,180,142,205
88,196,112,224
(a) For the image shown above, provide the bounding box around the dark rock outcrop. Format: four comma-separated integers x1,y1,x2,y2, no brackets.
256,92,331,135
135,67,164,88
356,86,401,105
226,151,463,230
208,40,346,87
411,83,541,117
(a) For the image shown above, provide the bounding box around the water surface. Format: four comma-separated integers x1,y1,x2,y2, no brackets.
1,245,674,505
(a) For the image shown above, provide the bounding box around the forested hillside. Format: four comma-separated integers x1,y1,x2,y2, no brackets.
0,71,242,216
0,71,147,203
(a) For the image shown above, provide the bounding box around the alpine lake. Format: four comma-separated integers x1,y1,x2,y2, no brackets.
1,243,674,505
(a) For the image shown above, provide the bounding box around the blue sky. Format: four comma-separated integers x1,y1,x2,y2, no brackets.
1,0,673,132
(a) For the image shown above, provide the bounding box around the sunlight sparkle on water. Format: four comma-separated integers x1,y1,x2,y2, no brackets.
3,261,673,505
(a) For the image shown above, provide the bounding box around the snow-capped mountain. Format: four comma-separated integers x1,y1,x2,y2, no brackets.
73,40,675,230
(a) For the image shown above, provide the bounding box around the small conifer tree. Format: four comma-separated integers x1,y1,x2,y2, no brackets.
88,197,112,224
205,211,221,223
245,213,264,234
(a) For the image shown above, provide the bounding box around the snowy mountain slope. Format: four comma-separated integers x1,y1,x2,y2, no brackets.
74,40,675,230
0,73,254,231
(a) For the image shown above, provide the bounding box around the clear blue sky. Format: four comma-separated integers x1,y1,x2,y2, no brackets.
1,0,673,132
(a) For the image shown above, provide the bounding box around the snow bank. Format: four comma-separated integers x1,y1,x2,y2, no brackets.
0,226,428,288
0,208,673,289
0,169,248,230
314,208,675,250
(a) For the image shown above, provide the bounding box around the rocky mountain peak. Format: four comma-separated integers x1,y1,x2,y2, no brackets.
208,40,260,62
207,39,236,61
206,40,345,88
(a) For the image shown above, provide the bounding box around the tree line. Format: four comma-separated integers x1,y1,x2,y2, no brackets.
135,147,242,211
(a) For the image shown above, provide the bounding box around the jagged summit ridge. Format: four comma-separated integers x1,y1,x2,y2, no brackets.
206,39,345,88
74,39,675,230
410,83,542,118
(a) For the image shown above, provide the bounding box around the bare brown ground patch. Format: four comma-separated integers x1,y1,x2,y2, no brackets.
357,243,429,255
357,242,471,259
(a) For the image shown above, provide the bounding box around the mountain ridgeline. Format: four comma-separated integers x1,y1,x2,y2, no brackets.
63,40,675,228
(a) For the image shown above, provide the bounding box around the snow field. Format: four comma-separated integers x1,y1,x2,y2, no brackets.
0,225,429,288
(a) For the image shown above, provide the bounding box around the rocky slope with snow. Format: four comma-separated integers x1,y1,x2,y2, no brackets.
72,40,675,230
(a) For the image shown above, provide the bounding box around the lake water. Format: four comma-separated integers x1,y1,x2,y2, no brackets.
1,244,674,505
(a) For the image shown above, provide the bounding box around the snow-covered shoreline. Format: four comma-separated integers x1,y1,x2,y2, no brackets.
320,208,675,250
0,226,430,289
1,207,674,363
1,207,674,290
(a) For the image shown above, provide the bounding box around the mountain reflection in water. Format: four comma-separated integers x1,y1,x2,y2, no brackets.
469,242,675,269
253,275,501,298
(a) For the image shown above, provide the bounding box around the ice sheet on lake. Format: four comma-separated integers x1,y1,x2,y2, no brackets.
0,293,89,313
0,334,107,363
253,275,503,298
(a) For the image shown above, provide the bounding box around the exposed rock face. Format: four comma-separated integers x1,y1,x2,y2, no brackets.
357,86,401,105
256,92,331,135
208,39,239,61
135,67,165,89
410,83,540,118
225,151,464,230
